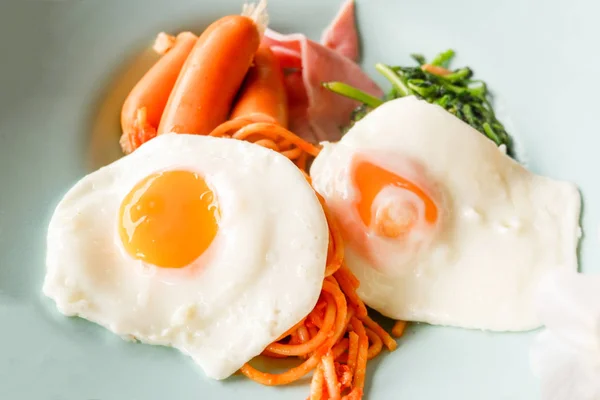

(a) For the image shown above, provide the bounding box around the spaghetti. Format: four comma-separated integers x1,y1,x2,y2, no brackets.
121,10,405,398
209,118,401,399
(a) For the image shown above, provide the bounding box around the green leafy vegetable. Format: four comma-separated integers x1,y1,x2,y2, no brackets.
375,63,411,97
343,104,373,133
430,49,455,68
322,82,383,108
410,53,426,66
323,50,512,155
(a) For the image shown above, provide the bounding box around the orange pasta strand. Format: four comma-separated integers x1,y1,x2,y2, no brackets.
322,351,342,400
240,354,321,386
205,98,401,400
392,320,407,338
347,331,359,376
297,325,311,343
332,338,350,359
339,264,360,289
365,328,383,360
350,317,369,391
310,365,325,400
335,268,367,318
266,293,336,356
359,314,398,352
209,117,320,163
317,192,345,277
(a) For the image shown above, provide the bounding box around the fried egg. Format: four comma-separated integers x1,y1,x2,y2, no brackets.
43,134,328,379
310,96,580,331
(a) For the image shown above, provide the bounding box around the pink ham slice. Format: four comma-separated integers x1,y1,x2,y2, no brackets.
262,0,382,143
321,0,360,61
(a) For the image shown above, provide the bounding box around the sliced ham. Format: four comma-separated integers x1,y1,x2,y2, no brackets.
269,45,303,69
283,70,312,140
263,6,382,143
320,0,359,61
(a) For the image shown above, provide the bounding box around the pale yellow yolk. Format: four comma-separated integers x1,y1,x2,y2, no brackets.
353,161,438,238
119,170,219,268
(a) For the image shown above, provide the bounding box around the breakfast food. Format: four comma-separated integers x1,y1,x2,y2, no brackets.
324,49,512,152
43,134,328,379
311,96,581,331
120,0,268,153
320,0,359,61
46,2,399,398
43,0,585,398
230,45,289,127
156,12,266,136
120,31,197,153
263,27,382,143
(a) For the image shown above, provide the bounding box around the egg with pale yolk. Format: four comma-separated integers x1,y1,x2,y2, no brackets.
311,96,581,331
43,134,328,379
335,153,442,276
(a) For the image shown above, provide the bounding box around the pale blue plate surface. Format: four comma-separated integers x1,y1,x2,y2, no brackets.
1,0,598,398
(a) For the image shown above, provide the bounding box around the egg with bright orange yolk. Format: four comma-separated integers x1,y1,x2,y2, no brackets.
311,96,581,332
43,134,328,380
118,170,219,269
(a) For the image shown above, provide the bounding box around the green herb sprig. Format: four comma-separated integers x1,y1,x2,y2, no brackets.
323,50,512,154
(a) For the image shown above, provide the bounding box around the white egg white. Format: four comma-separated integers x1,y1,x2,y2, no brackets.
311,96,581,331
43,134,328,379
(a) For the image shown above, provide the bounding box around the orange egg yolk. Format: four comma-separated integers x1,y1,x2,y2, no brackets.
353,161,438,238
119,170,219,268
